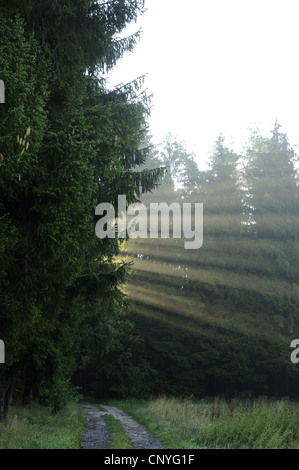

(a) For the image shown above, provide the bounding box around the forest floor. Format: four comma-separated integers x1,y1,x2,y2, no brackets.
79,404,167,450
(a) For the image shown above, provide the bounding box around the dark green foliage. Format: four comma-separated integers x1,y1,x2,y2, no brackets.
0,0,164,419
74,318,156,399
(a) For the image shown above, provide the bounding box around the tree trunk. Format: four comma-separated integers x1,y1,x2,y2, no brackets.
22,382,34,406
0,366,16,421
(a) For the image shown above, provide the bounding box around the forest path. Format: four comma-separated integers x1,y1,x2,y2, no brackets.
79,404,167,450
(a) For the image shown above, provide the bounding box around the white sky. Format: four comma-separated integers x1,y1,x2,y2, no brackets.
107,0,299,169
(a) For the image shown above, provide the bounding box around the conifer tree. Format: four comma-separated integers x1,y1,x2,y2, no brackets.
243,122,299,328
200,134,243,236
244,122,298,242
0,1,164,418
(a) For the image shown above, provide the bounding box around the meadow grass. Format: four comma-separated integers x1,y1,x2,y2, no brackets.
106,396,299,449
0,401,86,449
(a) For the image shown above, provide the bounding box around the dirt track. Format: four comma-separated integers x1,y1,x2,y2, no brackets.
79,404,167,450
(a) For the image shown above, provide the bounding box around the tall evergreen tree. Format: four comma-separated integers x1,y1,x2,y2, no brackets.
244,121,298,241
243,121,299,328
0,1,164,418
200,134,243,236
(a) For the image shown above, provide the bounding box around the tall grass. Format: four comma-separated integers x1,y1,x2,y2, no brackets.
145,396,299,449
109,396,299,449
0,402,86,449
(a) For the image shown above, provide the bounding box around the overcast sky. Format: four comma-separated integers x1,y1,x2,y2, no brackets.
107,0,299,169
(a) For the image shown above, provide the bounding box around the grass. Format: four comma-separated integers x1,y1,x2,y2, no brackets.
106,396,299,449
0,401,86,449
103,413,134,449
3,395,298,449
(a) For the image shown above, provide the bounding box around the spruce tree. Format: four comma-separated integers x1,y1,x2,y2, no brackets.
200,133,243,236
244,121,298,242
0,1,164,417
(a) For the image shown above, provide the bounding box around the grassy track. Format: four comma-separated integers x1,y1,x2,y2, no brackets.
90,403,134,449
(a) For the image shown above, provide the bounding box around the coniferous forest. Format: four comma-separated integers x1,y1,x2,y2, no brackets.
1,0,299,428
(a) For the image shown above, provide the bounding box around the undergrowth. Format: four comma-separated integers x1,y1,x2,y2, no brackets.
0,401,85,449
